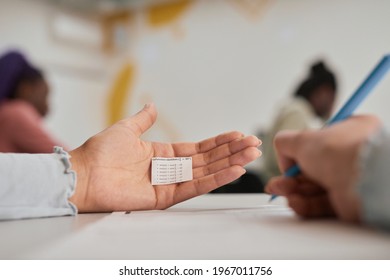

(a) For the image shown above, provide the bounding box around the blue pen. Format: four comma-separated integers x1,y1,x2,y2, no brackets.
269,54,390,201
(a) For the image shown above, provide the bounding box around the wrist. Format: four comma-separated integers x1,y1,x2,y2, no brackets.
69,147,90,212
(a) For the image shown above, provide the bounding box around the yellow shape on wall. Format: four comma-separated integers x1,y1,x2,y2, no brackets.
107,63,135,125
229,0,274,21
147,0,193,28
101,10,132,53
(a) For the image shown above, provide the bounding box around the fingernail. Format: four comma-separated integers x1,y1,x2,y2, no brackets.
144,103,151,109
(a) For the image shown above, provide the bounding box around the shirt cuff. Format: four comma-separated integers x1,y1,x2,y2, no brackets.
53,146,78,216
357,128,390,230
0,147,77,220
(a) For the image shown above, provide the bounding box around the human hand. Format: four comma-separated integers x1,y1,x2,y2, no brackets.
265,115,382,222
69,104,261,212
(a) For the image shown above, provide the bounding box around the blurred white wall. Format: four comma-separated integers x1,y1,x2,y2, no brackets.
130,0,390,143
1,0,390,151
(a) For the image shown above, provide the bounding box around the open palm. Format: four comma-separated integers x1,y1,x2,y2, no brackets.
69,104,261,212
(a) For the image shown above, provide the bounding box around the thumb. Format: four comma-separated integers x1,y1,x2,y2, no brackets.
124,103,157,136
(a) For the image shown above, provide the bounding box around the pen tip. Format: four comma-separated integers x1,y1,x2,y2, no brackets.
268,195,277,202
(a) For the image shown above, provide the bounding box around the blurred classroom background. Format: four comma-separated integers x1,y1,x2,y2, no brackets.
1,0,389,168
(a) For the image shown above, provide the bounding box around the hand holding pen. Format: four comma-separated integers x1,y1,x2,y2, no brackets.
265,115,382,222
269,54,390,202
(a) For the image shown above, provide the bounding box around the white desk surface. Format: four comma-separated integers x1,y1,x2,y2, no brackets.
1,194,390,259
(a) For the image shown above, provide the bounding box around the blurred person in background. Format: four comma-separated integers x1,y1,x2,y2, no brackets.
261,60,337,183
0,50,64,153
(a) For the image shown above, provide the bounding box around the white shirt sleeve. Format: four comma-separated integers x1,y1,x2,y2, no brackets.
358,128,390,230
0,147,77,220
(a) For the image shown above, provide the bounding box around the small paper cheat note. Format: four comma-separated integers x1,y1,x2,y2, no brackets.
151,157,193,185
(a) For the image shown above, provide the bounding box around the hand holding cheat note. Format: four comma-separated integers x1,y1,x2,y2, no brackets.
69,103,261,213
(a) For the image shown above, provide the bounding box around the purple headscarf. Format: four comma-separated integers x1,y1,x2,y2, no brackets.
0,50,40,102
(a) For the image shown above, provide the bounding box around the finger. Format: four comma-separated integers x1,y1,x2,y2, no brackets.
193,147,261,178
172,165,246,204
266,176,325,196
172,131,250,157
121,103,157,136
288,194,336,218
265,176,299,196
295,178,326,195
192,135,261,168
